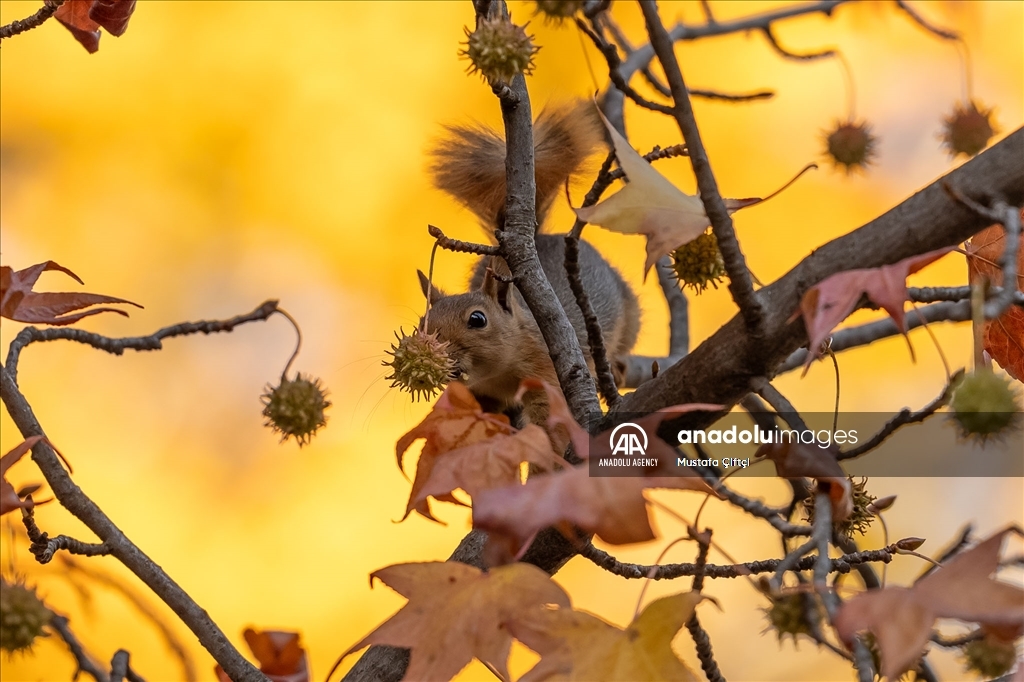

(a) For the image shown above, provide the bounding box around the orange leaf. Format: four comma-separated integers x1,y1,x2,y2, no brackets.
404,424,561,522
215,629,310,682
835,527,1024,680
795,248,953,372
0,261,142,326
342,562,570,682
966,211,1024,381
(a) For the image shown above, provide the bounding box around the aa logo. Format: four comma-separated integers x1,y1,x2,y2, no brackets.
609,422,648,456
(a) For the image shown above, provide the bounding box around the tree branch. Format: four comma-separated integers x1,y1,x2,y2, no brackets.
0,366,267,682
0,0,64,41
640,0,766,335
615,129,1023,427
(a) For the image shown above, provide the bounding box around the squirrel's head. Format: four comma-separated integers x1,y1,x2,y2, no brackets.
417,262,535,403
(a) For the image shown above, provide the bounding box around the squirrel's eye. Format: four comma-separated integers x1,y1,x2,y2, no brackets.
467,311,487,329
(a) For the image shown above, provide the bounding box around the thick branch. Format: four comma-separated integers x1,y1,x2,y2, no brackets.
615,129,1023,426
640,1,766,334
0,366,266,682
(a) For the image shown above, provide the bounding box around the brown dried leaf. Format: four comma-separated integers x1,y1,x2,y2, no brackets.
53,0,136,53
342,562,570,682
755,440,852,522
834,527,1024,680
966,213,1024,381
0,261,141,326
0,436,43,516
795,248,953,372
511,591,702,681
215,629,310,682
404,424,560,522
396,381,512,477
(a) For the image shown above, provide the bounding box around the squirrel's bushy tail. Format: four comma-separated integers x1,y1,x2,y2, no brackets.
430,101,603,231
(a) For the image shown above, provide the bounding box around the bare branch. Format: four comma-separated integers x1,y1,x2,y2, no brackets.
22,506,111,563
50,614,112,682
761,25,835,61
427,224,499,256
894,0,960,41
640,1,766,334
685,531,724,682
0,367,267,681
580,541,896,580
839,373,959,460
5,300,281,383
0,0,64,41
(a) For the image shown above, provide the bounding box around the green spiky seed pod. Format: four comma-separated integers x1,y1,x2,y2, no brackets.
261,373,331,447
804,477,875,539
1,579,52,654
384,328,455,402
534,0,584,23
670,231,727,293
461,15,539,86
961,634,1017,678
941,100,998,159
824,119,878,173
950,368,1021,442
764,593,820,643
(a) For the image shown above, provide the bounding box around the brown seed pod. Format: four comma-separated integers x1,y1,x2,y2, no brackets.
940,100,998,158
824,119,878,173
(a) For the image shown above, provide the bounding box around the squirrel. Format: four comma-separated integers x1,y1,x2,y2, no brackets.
419,101,641,436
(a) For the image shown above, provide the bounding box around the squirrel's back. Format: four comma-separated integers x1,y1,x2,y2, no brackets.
421,101,640,423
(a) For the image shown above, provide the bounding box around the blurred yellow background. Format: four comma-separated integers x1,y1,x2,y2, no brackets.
1,1,1021,681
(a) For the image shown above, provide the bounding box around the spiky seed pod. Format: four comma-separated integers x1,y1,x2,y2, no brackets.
461,15,539,86
961,633,1017,678
670,231,727,293
949,368,1021,442
764,593,820,642
384,328,455,402
0,579,52,654
261,373,331,447
824,119,878,173
534,0,584,23
940,100,998,158
804,477,875,539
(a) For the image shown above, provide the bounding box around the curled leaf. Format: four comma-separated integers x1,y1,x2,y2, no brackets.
1,261,142,326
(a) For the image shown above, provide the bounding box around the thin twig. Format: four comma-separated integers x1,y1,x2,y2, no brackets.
839,372,959,460
581,540,901,577
894,0,960,41
427,224,500,256
60,555,199,682
50,614,112,682
565,235,621,407
0,0,64,41
640,1,766,335
21,505,110,563
750,377,808,432
110,650,145,682
685,530,725,682
761,25,836,61
5,300,281,383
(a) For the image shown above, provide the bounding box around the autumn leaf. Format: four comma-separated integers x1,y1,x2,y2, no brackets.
473,407,719,556
0,436,44,516
755,440,852,523
1,261,142,326
794,248,953,372
215,628,310,682
573,108,795,276
54,0,136,54
404,424,562,522
834,526,1024,680
966,211,1024,381
510,591,703,681
342,562,570,682
515,378,598,458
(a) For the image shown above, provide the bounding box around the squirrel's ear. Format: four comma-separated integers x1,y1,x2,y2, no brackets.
417,270,445,304
481,265,514,314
